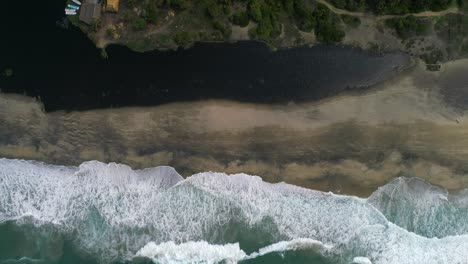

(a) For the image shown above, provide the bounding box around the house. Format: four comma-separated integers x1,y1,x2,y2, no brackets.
106,0,119,13
79,0,102,24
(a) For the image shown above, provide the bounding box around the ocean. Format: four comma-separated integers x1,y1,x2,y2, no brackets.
1,158,468,264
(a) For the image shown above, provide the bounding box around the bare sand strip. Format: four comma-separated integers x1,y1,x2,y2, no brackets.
2,60,468,196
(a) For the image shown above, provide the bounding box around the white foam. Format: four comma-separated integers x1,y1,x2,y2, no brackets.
352,256,372,264
249,238,331,259
2,158,468,264
136,241,247,264
135,238,329,264
368,177,468,238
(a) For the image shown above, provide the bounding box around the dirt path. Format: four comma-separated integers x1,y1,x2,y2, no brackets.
317,0,462,19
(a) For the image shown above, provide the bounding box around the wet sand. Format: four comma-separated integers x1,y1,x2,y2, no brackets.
2,60,468,196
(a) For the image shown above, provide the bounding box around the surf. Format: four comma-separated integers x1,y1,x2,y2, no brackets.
1,158,468,264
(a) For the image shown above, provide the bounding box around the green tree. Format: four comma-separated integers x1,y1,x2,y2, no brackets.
231,11,250,27
429,0,451,11
144,2,158,23
385,16,429,39
256,15,273,38
248,0,263,22
133,17,147,30
293,0,315,32
213,21,232,39
283,0,295,16
330,0,365,11
165,0,190,9
314,4,345,43
204,0,222,18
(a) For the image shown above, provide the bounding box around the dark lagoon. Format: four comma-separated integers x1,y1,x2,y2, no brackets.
0,0,410,112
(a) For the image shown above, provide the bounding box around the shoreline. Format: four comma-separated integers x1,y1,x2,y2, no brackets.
2,57,468,196
71,0,468,64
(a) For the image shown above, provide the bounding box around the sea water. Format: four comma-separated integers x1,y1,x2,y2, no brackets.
1,158,468,264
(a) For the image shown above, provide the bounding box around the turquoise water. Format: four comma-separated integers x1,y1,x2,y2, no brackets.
1,159,468,264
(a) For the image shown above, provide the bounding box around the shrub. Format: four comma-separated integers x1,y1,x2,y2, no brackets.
292,0,316,32
106,27,116,38
133,17,147,30
204,0,222,18
122,10,133,22
231,11,250,27
314,4,345,43
165,0,190,10
330,0,366,11
385,16,429,39
340,14,361,28
143,2,158,23
173,31,197,47
248,0,263,22
213,21,232,38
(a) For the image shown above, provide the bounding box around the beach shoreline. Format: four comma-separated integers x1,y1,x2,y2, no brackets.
2,58,468,196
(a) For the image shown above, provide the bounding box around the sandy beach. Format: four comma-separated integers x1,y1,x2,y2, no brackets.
2,59,468,196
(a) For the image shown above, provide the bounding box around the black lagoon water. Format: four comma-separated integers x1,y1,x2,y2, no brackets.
0,0,409,112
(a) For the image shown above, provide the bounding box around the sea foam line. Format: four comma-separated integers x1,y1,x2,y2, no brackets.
134,238,332,264
2,158,468,264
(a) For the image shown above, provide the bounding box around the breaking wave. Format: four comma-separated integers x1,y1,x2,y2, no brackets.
134,238,328,264
368,177,468,238
1,158,468,264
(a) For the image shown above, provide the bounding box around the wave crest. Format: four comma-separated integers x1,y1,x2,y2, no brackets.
368,177,468,238
2,159,468,264
135,238,329,264
135,241,246,264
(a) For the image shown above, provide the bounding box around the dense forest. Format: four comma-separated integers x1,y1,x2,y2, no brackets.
119,0,462,47
88,0,468,64
123,0,346,43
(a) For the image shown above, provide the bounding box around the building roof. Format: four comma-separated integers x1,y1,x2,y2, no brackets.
107,0,119,12
79,2,101,25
